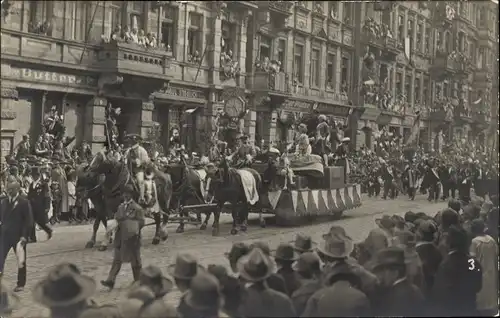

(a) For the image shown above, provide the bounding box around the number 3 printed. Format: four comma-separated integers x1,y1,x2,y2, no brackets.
468,259,475,270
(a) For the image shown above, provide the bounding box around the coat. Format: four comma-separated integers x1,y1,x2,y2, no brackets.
113,200,145,263
276,267,303,297
27,178,51,224
469,235,498,311
431,250,483,316
415,241,442,297
372,278,425,317
0,196,33,245
240,284,296,318
302,280,371,317
291,279,323,316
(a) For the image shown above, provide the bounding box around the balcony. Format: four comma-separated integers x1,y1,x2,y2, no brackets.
256,1,293,30
431,2,456,28
98,41,173,80
361,19,400,62
429,50,459,81
253,71,290,96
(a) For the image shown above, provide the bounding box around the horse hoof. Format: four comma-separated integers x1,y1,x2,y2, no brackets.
98,246,108,252
152,237,160,245
260,220,266,228
85,241,95,248
230,228,238,235
200,224,207,231
176,227,184,234
212,228,220,236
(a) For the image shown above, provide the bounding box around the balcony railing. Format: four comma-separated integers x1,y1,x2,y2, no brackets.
361,19,399,54
254,71,290,94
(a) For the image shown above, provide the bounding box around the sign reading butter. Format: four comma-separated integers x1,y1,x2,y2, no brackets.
163,87,204,100
282,100,312,112
14,68,96,86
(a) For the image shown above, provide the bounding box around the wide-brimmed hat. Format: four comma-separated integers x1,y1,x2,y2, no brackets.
317,226,354,259
167,254,204,280
237,248,275,282
32,263,96,307
184,272,223,311
225,242,251,262
375,215,395,230
1,283,20,314
289,233,317,253
273,243,299,262
249,241,272,256
372,247,406,270
133,265,174,297
292,251,321,272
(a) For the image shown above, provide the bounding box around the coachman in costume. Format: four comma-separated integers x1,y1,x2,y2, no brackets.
124,134,151,204
229,134,256,168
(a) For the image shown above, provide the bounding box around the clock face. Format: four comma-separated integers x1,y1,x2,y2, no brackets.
225,98,244,117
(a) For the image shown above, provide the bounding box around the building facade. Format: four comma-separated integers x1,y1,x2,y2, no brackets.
1,1,497,158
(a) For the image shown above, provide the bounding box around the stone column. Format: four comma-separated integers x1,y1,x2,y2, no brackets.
177,3,188,62
244,110,257,141
320,41,327,89
85,96,107,154
409,69,415,108
304,37,311,87
211,15,222,86
140,100,155,138
268,111,278,146
238,19,248,88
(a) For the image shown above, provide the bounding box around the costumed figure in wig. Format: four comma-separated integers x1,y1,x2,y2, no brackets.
315,114,331,165
334,137,351,183
295,123,312,156
105,103,121,151
123,134,151,204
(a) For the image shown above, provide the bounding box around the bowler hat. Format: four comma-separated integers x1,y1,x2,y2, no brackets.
32,263,96,307
317,226,354,259
225,242,250,262
167,254,204,280
1,283,20,314
273,243,299,262
375,215,395,230
133,265,174,297
372,247,406,270
289,233,317,253
237,248,275,282
184,272,223,311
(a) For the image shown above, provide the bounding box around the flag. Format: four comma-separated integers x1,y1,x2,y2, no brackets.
404,110,421,146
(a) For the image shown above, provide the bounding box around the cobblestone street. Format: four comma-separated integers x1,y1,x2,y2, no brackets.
3,195,447,318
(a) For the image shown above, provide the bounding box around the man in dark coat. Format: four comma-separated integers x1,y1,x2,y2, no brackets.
27,166,53,242
274,243,302,297
370,247,425,316
0,180,34,292
291,252,323,316
249,241,288,294
431,225,482,316
101,185,145,289
415,220,442,299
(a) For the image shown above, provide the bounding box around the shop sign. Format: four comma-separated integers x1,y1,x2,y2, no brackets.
282,100,312,112
161,86,205,100
11,68,96,86
317,103,351,117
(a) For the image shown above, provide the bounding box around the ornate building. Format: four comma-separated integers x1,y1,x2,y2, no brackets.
0,1,497,157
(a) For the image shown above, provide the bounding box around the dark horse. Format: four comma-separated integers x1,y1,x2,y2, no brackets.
76,152,172,250
207,157,264,236
165,162,213,233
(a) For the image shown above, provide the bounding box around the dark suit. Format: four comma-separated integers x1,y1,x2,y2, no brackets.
372,279,425,316
27,178,52,241
240,284,296,318
0,195,34,287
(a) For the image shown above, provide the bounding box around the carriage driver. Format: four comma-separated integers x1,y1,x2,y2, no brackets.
228,134,256,167
123,134,151,203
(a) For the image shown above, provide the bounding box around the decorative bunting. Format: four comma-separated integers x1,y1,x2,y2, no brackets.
321,190,329,209
291,190,298,213
339,189,345,206
268,190,282,210
347,186,353,203
330,189,337,209
311,190,319,209
300,191,309,213
355,184,361,197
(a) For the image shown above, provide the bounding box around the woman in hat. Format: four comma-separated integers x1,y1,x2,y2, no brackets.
32,263,97,318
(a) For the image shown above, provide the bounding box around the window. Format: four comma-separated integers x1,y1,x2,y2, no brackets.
277,39,286,69
452,82,459,98
129,2,144,30
341,55,350,91
311,48,320,87
188,12,203,58
294,44,304,84
405,74,412,102
28,0,54,35
259,35,272,61
161,6,176,52
408,18,414,51
396,72,402,97
109,1,122,30
478,8,486,28
416,23,423,52
221,21,234,55
398,15,404,45
326,53,336,90
415,77,421,104
329,2,339,19
70,2,88,41
424,24,431,54
443,82,449,98
343,3,352,25
423,76,429,105
467,41,474,58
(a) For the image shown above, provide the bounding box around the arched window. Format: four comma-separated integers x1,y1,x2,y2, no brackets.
443,31,452,53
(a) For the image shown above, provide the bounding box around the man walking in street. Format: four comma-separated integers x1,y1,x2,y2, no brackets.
0,180,34,292
27,166,53,242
